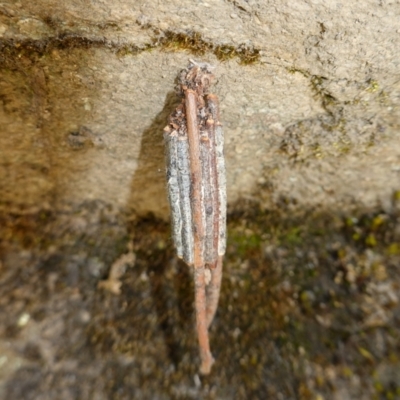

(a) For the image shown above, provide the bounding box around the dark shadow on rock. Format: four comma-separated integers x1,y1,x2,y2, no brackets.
173,258,194,330
128,91,181,218
130,216,194,369
147,250,193,367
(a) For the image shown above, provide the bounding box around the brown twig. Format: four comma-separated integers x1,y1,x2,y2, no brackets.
194,266,214,374
185,89,214,374
206,255,223,328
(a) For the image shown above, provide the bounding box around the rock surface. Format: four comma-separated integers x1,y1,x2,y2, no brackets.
1,0,399,217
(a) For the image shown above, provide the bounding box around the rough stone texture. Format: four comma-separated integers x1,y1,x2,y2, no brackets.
1,1,400,399
0,0,399,217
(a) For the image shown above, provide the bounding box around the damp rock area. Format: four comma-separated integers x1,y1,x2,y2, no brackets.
0,198,399,400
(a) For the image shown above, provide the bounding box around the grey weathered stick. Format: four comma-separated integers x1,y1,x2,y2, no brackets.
207,94,227,258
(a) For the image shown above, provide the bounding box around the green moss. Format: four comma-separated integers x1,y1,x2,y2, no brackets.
281,226,303,245
387,243,400,255
229,229,263,257
155,30,208,56
374,381,384,392
287,67,338,114
214,44,237,61
115,43,152,57
366,79,379,93
371,214,386,229
0,27,261,67
154,30,260,64
0,35,107,69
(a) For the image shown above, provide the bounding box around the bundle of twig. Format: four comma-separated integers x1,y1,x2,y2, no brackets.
164,60,226,374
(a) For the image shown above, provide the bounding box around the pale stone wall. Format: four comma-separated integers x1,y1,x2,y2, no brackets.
1,0,399,217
